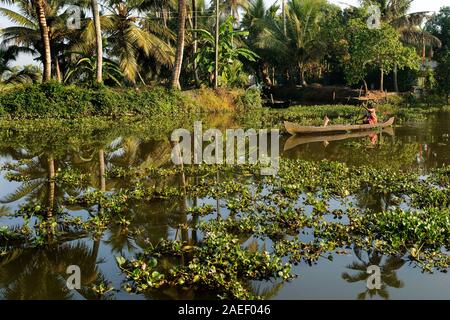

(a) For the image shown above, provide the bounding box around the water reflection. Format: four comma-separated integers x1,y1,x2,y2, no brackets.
282,113,450,171
342,248,405,300
0,240,104,300
0,113,448,299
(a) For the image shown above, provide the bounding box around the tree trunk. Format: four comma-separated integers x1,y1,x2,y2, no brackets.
393,63,398,92
363,79,369,95
298,64,307,86
99,149,106,192
47,154,55,217
422,34,426,64
214,0,219,89
55,56,61,82
380,68,384,92
34,0,51,82
192,0,199,85
260,62,272,86
171,0,187,89
91,0,103,83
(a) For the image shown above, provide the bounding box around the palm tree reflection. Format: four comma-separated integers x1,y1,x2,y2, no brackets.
342,247,405,300
0,240,107,300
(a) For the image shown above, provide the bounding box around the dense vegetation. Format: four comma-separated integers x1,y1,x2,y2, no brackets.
0,0,449,108
0,0,449,302
0,82,263,118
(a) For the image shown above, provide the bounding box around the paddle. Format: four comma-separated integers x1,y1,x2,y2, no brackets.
353,104,368,124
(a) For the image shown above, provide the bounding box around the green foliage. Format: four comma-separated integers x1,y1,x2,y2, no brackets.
193,16,259,87
427,7,450,103
0,82,192,118
64,54,124,86
235,88,263,113
342,19,420,87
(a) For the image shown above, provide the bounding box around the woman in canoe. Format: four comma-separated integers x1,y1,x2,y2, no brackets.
357,101,378,125
364,106,378,125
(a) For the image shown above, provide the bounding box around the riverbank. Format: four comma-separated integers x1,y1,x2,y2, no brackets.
1,82,449,122
0,82,262,119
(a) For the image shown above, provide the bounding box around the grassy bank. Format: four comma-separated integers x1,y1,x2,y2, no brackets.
0,82,262,119
0,83,448,125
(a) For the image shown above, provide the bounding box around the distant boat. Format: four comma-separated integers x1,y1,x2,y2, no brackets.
283,127,395,151
284,117,395,135
264,99,290,109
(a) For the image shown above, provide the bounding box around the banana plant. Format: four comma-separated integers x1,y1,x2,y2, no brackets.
192,16,259,87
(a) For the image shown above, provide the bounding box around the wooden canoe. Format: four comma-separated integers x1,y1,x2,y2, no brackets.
283,127,394,151
284,117,395,135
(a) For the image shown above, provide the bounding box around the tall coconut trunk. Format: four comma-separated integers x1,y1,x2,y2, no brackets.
214,0,219,89
192,0,199,85
34,0,51,82
171,0,187,89
91,0,103,83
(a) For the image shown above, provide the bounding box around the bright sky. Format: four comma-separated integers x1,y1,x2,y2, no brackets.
326,0,450,12
1,0,449,66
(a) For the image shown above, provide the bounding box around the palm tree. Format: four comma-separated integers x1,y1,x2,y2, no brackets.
0,150,70,216
96,0,174,83
255,0,330,86
1,45,39,84
222,0,248,22
91,0,103,83
1,64,41,84
0,241,106,299
63,53,122,85
0,0,78,82
242,0,279,86
171,0,187,89
33,0,51,82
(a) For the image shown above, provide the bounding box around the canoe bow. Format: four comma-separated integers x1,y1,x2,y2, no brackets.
284,117,395,135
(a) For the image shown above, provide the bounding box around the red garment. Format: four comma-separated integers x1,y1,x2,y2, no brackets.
367,116,378,125
366,108,378,124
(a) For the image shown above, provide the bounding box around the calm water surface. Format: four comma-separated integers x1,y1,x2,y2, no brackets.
0,112,449,300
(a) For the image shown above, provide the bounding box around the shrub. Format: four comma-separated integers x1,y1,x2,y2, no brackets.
0,83,264,118
0,83,193,119
184,87,236,112
235,88,263,113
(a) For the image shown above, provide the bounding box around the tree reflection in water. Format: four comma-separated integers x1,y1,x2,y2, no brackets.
342,247,405,300
0,239,107,300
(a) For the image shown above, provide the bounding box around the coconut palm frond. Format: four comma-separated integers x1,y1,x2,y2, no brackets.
0,7,36,28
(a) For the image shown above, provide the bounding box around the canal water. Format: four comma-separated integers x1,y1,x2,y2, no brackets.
0,112,449,299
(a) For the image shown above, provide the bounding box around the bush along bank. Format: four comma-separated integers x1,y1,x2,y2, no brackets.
0,82,263,119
